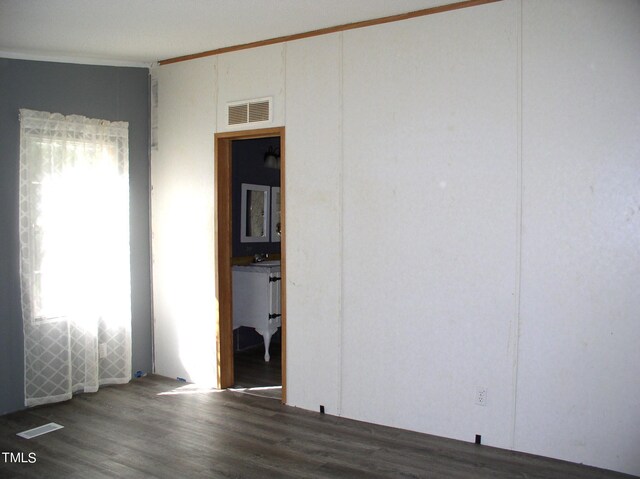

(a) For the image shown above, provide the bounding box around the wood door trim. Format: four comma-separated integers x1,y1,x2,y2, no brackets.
214,127,286,403
214,134,233,389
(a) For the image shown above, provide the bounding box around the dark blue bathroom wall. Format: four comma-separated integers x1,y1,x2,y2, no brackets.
0,58,152,414
232,137,281,258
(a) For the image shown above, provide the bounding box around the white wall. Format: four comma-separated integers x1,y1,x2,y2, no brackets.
285,34,343,414
340,0,519,449
515,0,640,473
216,44,285,130
151,57,218,386
151,0,640,474
151,45,286,387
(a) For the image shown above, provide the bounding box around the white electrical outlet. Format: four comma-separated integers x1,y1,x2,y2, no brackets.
475,387,488,406
99,343,108,359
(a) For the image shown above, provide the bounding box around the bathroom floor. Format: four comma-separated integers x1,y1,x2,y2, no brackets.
232,341,282,400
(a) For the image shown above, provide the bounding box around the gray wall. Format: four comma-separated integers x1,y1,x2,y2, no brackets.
0,58,152,414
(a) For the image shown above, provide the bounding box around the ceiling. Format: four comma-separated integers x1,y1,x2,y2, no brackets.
0,0,448,67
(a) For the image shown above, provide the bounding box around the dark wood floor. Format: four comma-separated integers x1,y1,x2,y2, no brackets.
0,375,635,478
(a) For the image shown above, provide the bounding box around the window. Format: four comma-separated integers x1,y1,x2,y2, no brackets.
19,109,132,406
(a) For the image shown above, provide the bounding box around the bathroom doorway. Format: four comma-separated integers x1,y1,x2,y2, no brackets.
214,127,286,402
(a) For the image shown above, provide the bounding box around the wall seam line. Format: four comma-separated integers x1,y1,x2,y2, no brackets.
511,0,524,451
337,31,345,417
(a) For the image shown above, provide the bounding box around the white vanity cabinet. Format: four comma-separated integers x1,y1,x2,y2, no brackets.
232,263,281,362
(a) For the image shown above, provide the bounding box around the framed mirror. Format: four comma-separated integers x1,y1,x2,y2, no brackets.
240,183,270,242
271,187,281,242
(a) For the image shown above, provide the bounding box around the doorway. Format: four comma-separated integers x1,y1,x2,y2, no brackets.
215,127,286,403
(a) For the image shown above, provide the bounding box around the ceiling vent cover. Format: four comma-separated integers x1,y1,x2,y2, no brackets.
227,97,272,127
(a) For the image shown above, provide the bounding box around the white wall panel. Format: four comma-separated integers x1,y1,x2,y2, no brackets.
217,44,285,130
151,57,218,386
516,1,640,475
284,34,343,414
150,1,640,474
340,1,519,448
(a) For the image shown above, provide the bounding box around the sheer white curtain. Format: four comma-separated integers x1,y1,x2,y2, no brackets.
19,109,132,407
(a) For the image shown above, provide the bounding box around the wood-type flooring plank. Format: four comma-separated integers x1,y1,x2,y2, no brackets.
0,374,636,479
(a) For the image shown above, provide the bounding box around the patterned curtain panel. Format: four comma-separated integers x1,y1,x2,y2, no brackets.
19,109,132,407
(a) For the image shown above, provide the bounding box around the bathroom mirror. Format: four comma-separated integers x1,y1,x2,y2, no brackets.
241,183,270,242
271,187,281,242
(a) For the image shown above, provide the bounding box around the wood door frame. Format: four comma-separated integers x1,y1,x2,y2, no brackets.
215,127,286,403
